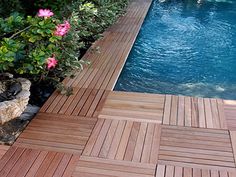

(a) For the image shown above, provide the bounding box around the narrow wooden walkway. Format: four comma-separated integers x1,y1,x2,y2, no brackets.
1,0,236,176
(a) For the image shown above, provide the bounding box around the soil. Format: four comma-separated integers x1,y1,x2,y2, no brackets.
30,82,55,107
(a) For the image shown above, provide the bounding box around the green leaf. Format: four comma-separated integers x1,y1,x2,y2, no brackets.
29,37,37,42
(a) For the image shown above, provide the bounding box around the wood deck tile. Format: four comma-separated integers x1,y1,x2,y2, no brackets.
0,146,79,177
0,145,9,160
163,95,227,129
72,156,156,177
155,164,236,177
14,113,96,154
82,119,161,164
99,91,165,123
159,125,235,171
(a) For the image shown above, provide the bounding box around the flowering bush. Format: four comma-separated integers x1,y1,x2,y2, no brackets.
0,0,128,100
54,21,70,36
0,10,84,94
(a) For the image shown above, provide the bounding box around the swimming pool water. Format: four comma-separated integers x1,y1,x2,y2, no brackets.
114,0,236,100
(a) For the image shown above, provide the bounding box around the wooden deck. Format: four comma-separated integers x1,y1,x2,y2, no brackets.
1,0,236,176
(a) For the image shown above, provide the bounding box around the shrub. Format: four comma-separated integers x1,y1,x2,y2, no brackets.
69,0,128,47
0,0,24,17
0,0,128,96
0,10,84,94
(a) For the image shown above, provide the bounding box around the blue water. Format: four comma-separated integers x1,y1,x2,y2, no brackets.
114,0,236,100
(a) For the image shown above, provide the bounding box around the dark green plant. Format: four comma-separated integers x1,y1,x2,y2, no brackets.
0,0,24,17
0,12,83,94
0,0,128,95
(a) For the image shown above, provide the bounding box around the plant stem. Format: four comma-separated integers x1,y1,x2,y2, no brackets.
9,25,32,39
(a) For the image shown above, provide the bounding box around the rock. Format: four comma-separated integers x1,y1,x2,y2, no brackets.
0,78,31,124
17,78,31,91
0,103,39,145
0,73,13,79
0,118,29,145
19,104,40,121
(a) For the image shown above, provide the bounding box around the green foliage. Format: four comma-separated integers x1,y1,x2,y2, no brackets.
0,0,24,17
69,0,128,47
0,13,83,91
0,13,26,38
0,38,25,71
0,0,128,95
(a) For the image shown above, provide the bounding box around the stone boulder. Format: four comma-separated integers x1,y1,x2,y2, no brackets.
0,78,31,124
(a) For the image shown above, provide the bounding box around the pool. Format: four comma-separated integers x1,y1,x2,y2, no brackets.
114,0,236,100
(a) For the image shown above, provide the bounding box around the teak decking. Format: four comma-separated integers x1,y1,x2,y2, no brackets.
1,0,236,176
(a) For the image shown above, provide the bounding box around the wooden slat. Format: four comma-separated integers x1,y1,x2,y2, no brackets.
124,122,141,161
191,98,198,127
204,98,214,128
99,120,119,158
217,99,227,129
198,98,206,128
116,121,133,160
170,96,178,126
184,96,192,127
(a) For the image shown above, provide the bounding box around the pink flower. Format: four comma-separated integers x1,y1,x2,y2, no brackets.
54,21,71,36
37,9,54,18
46,55,58,69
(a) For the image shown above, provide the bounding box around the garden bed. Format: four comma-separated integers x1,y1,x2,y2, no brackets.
0,0,128,145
